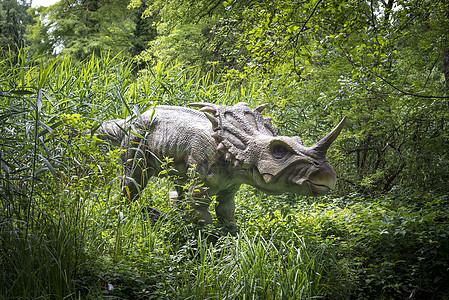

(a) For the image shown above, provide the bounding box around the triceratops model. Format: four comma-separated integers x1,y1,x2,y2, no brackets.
96,102,346,226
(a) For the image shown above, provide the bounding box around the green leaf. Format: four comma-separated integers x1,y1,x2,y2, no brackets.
10,89,34,95
38,57,60,89
37,153,59,189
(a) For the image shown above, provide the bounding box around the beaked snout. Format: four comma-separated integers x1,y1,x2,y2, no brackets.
308,161,337,191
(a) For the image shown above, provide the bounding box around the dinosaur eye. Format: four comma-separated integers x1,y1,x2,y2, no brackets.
272,145,289,159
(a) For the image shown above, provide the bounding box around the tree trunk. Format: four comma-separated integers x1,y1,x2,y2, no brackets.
444,42,449,94
443,0,449,95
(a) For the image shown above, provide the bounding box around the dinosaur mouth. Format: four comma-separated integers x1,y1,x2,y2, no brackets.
306,181,331,196
292,177,331,196
253,170,332,196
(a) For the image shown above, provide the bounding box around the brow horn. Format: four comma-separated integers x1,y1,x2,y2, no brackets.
311,116,347,156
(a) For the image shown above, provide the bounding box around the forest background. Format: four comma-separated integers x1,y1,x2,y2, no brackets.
1,0,449,299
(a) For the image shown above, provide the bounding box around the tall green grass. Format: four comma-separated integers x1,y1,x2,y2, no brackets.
179,232,330,299
0,50,133,298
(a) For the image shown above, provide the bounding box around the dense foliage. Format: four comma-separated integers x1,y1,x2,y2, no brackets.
0,0,32,61
1,0,449,299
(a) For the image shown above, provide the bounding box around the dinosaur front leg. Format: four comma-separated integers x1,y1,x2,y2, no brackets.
215,185,240,234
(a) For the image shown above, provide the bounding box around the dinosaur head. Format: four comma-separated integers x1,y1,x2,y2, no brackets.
188,102,346,196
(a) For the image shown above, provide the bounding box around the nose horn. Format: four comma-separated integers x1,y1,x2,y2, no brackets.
311,116,347,156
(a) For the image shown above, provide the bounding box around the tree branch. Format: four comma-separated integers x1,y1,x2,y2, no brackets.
194,0,223,23
376,74,449,99
292,0,324,75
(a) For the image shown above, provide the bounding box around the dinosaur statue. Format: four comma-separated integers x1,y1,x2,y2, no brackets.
96,102,346,227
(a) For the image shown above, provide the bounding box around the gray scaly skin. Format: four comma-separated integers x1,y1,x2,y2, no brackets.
96,102,346,227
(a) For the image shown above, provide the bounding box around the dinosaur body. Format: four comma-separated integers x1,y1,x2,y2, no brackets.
97,103,346,226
